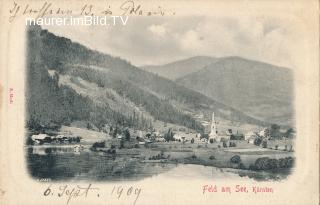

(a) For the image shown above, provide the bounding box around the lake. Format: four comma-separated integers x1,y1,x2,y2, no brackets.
26,146,292,182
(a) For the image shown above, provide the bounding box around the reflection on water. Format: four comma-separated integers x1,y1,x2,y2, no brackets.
26,146,292,181
27,146,176,181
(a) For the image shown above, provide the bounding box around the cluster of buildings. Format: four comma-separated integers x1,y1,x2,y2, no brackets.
101,111,272,145
31,133,81,145
179,112,273,145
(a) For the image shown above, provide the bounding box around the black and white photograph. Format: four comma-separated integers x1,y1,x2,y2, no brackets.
0,1,318,205
26,16,296,182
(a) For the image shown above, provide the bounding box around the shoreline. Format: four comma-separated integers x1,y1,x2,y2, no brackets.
26,142,294,176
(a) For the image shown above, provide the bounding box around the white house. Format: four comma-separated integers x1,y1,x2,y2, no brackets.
31,134,49,141
31,134,51,145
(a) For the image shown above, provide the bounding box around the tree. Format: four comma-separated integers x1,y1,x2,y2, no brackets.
270,124,281,138
285,128,294,138
223,142,228,148
164,128,174,141
112,127,118,138
262,139,268,148
230,155,241,163
254,137,262,146
120,140,124,149
124,129,130,141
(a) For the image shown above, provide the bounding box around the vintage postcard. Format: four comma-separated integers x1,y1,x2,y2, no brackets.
0,0,319,204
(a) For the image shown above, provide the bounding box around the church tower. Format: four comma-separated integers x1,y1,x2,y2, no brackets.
209,112,218,139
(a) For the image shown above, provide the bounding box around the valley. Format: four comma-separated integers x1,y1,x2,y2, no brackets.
25,25,295,182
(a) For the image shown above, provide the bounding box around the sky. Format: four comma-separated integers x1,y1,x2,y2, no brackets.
43,14,306,68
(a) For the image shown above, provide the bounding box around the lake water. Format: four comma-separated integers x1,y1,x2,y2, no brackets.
26,146,292,182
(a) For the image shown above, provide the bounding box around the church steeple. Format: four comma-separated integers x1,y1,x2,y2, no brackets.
209,112,217,138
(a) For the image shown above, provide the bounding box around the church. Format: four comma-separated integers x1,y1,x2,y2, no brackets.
208,112,231,143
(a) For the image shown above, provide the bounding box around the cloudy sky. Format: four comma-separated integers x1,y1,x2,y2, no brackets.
43,14,305,68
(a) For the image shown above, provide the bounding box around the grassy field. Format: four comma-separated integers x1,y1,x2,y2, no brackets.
92,140,294,171
60,126,109,144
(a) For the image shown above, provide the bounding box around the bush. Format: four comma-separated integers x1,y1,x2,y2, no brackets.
285,157,294,167
238,163,246,169
254,157,270,170
92,141,105,149
209,155,216,160
262,140,267,148
268,159,279,169
223,142,228,148
253,157,294,170
278,158,286,168
230,155,241,163
229,142,237,147
249,164,256,170
254,137,262,146
107,148,116,154
280,157,294,168
26,136,34,145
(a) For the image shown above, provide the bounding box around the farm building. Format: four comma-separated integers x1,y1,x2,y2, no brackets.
31,134,50,144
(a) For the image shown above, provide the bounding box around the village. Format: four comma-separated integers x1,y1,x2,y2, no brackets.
28,112,295,175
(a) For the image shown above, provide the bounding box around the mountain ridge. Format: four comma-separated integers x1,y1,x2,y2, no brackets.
175,56,294,126
142,56,218,80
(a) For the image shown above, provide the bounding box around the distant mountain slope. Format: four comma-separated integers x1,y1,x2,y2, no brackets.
141,56,217,80
26,26,266,134
176,57,294,126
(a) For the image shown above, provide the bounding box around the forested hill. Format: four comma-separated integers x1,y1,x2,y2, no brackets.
142,56,218,80
176,57,294,126
26,25,265,133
